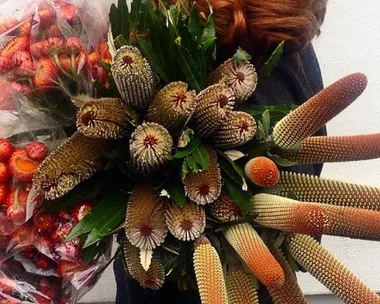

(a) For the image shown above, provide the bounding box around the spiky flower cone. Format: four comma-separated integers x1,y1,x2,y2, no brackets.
289,234,380,304
283,133,380,164
224,223,285,289
125,184,168,249
165,199,206,241
76,98,130,139
122,239,165,290
207,59,258,105
212,111,256,149
34,132,110,200
183,146,222,205
251,194,331,235
111,45,159,108
245,156,280,188
226,268,259,304
129,122,173,173
278,171,380,210
273,73,367,149
146,82,197,134
190,84,235,138
268,245,307,304
193,236,229,304
208,190,242,222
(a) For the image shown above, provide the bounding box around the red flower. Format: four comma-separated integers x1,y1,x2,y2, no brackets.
97,41,112,62
0,139,14,162
52,242,82,263
35,254,52,270
88,51,101,66
0,57,13,73
22,245,38,260
38,9,56,29
59,3,79,24
12,51,32,66
25,142,48,161
44,25,63,39
57,260,82,278
0,184,9,205
1,37,29,59
51,221,74,243
38,277,58,299
19,18,32,37
66,37,83,54
0,276,16,295
58,55,71,73
33,58,58,90
34,213,56,234
18,60,36,77
30,40,49,58
0,18,18,35
47,37,64,55
34,236,54,255
92,64,107,86
6,203,26,223
8,149,40,183
0,162,9,183
76,50,88,72
71,201,95,222
11,223,34,245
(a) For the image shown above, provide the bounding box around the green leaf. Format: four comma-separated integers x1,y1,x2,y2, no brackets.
83,242,106,264
66,190,129,244
191,144,210,170
114,35,129,49
262,110,270,138
181,158,190,179
165,178,186,207
246,141,276,159
174,137,201,158
233,47,252,64
217,150,245,184
130,0,143,31
267,152,298,167
109,0,130,42
185,155,199,172
188,8,202,44
259,41,285,80
136,0,149,34
200,11,216,55
93,80,118,98
224,177,252,214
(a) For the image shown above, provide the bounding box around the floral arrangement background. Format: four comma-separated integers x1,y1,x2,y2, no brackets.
0,0,379,304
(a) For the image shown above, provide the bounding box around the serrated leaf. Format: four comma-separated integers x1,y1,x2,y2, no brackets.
174,137,201,158
224,150,245,162
262,110,270,138
191,144,209,170
224,177,252,214
165,178,186,207
267,152,298,167
140,248,153,271
259,41,285,80
233,47,252,64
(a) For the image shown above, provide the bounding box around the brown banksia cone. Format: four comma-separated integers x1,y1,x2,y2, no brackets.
183,146,222,205
226,267,259,304
129,122,173,173
212,111,256,149
282,133,380,164
224,223,285,289
208,190,242,222
208,59,258,105
190,84,235,138
193,236,229,304
245,156,280,188
278,171,380,211
111,45,159,108
273,73,367,149
76,98,130,139
165,199,206,241
251,194,331,235
122,239,165,290
146,82,197,134
268,245,307,304
34,132,110,200
125,184,168,249
289,234,380,304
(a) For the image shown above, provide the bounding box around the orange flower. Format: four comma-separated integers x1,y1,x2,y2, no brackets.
12,51,32,66
18,60,36,77
59,55,72,73
33,58,58,91
88,51,101,66
30,40,49,58
19,18,32,37
0,18,18,35
8,149,40,183
245,156,280,187
66,37,83,54
38,9,56,29
47,37,64,55
0,57,13,73
97,41,112,62
59,3,79,25
1,37,29,59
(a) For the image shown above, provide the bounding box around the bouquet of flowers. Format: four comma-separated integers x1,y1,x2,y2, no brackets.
1,0,380,303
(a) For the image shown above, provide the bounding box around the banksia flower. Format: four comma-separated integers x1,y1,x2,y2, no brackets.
251,194,331,235
289,234,380,304
34,132,110,200
190,84,235,138
111,45,159,108
224,223,285,289
129,122,173,173
208,190,241,222
122,239,165,290
207,59,258,105
212,111,256,149
283,133,380,164
125,184,168,249
268,245,308,304
273,73,368,149
193,236,229,304
1,37,29,59
165,199,205,241
183,146,222,205
278,171,380,210
226,267,259,304
245,156,280,187
33,58,58,91
77,98,130,139
8,149,40,183
146,82,197,134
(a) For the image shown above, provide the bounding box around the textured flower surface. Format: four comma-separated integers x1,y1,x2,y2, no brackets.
226,267,259,304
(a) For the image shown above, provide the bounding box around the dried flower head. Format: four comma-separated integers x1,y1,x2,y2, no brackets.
0,17,18,35
47,37,65,55
208,190,241,222
165,199,206,241
224,223,285,289
1,37,29,59
213,111,256,149
65,37,83,54
146,82,197,134
245,156,280,187
190,84,235,138
289,234,380,303
33,58,58,91
125,184,168,249
273,73,368,149
0,57,13,73
208,59,258,105
19,18,32,37
193,236,229,304
34,132,110,200
59,3,79,24
183,146,222,205
31,40,49,58
88,51,101,66
77,98,130,139
111,45,159,108
226,268,259,304
130,122,173,173
8,149,40,183
38,9,56,29
12,51,31,66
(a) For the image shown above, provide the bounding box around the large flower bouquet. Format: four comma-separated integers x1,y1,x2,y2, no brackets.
1,0,380,303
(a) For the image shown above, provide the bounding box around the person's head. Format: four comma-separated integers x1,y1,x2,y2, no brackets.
193,0,327,55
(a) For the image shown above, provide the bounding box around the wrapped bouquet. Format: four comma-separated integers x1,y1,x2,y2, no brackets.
1,0,380,304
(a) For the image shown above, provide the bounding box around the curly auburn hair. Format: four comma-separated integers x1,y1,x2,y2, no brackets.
193,0,327,55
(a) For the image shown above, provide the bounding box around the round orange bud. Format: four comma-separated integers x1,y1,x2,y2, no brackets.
245,156,280,187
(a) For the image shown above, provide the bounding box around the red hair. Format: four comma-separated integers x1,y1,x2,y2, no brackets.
194,0,327,54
